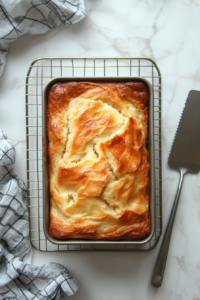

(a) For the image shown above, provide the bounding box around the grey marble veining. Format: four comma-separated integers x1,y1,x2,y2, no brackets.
0,0,200,299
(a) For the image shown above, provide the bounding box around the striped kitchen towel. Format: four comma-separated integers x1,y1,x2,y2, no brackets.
0,129,78,299
0,0,86,76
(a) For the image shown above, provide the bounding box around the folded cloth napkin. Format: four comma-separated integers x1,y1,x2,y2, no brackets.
0,0,86,76
0,129,78,299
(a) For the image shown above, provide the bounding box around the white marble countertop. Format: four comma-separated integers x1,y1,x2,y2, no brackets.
1,0,200,299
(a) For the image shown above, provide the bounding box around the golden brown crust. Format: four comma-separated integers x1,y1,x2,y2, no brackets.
47,81,150,240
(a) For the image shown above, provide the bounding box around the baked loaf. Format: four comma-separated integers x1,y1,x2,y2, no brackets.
47,81,150,240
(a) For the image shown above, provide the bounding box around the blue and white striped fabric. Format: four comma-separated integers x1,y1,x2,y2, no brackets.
0,130,79,299
0,0,86,76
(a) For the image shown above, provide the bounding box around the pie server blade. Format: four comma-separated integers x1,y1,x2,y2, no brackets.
152,90,200,287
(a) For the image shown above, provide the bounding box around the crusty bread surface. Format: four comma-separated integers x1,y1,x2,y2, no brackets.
47,81,150,240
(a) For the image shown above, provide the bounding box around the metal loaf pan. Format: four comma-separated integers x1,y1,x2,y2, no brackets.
42,77,155,246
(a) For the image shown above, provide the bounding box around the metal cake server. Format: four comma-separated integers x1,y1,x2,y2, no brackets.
152,90,200,287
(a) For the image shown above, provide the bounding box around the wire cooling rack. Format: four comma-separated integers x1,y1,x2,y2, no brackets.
26,57,162,252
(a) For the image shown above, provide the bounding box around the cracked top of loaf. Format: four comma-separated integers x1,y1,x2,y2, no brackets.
47,81,150,240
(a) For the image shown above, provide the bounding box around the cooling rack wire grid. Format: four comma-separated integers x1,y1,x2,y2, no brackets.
26,57,162,252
